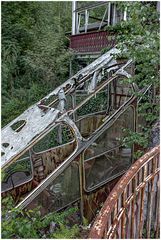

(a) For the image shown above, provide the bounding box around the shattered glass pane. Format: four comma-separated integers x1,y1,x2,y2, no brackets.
84,106,134,159
26,161,80,216
84,147,132,190
2,153,33,192
84,106,134,190
33,124,74,153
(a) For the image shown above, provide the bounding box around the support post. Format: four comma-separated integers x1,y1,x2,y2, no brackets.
85,9,89,33
108,2,111,26
123,7,127,21
72,1,77,35
113,3,116,25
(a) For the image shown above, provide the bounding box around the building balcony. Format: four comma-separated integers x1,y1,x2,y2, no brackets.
69,30,116,54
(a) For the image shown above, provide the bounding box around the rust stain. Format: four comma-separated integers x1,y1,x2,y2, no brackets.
89,146,160,239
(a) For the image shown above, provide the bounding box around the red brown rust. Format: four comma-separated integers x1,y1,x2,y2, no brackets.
88,145,160,239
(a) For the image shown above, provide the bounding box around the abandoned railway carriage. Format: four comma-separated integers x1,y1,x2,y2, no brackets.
1,1,160,239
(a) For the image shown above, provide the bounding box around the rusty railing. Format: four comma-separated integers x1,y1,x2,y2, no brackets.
89,145,160,239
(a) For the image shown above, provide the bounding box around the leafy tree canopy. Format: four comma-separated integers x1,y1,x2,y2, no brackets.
2,1,72,126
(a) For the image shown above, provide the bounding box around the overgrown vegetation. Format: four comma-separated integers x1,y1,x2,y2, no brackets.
2,196,80,239
2,157,32,183
2,1,72,127
1,1,159,239
114,2,160,151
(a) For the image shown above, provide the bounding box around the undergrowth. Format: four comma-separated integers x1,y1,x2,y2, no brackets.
1,195,80,239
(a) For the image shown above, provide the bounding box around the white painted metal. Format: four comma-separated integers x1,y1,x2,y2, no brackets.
108,2,111,26
99,5,108,30
85,9,89,33
123,8,127,21
72,1,77,35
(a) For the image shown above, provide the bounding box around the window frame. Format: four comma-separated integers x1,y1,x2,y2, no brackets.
82,104,135,192
1,153,34,193
32,123,77,155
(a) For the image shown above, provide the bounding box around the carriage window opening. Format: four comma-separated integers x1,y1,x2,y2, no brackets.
75,75,134,139
83,106,135,191
2,152,33,193
42,95,57,107
75,84,109,138
33,124,75,153
76,90,108,117
11,120,26,132
26,161,80,216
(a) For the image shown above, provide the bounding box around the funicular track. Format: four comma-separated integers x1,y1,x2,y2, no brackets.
1,47,151,221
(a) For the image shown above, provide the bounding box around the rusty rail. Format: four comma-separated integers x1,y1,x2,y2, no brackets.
89,145,160,239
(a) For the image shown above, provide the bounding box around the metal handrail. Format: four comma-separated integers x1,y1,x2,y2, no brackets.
89,145,160,239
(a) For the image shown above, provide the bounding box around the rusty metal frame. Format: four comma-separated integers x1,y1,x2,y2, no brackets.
1,155,34,193
15,93,139,211
89,145,160,239
82,104,136,192
31,122,77,155
1,48,122,169
2,46,151,221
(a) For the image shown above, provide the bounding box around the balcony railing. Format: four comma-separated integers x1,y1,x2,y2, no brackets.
69,31,116,53
89,145,160,239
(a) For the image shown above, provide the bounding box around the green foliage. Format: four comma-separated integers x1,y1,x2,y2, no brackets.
82,216,89,226
113,2,160,150
2,195,80,239
116,2,159,88
77,91,107,116
2,2,72,127
51,223,79,239
122,128,149,149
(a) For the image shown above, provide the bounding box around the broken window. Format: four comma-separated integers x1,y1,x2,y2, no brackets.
75,91,107,138
75,76,133,138
83,105,135,191
2,152,33,193
33,124,75,153
31,124,78,181
26,161,80,216
76,90,108,116
40,92,73,112
74,80,111,138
